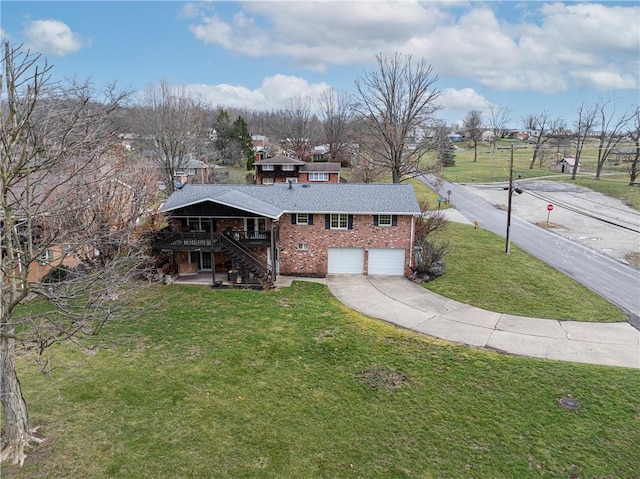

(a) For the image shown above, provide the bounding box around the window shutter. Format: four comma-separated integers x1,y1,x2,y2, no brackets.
308,214,313,225
392,215,398,226
348,215,354,230
373,215,378,226
325,214,330,229
291,214,297,224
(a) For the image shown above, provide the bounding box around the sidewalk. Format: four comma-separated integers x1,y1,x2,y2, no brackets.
321,275,640,369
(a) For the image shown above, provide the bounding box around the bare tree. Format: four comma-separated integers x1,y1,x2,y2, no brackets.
411,201,449,282
626,107,640,186
353,52,441,183
487,105,511,153
133,79,206,190
571,102,599,180
523,111,566,169
318,88,354,165
594,99,635,179
0,42,157,466
274,95,315,161
463,110,483,163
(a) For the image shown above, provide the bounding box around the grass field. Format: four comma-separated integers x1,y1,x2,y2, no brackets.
424,223,626,322
5,283,639,479
443,140,640,209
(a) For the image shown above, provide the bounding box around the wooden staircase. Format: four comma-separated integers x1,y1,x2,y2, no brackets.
219,234,273,290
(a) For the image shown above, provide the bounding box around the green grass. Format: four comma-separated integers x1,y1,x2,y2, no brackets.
424,223,627,322
440,141,560,183
442,140,640,209
6,283,639,478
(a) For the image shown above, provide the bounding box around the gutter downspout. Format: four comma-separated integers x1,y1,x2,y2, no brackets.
270,220,276,284
409,214,415,271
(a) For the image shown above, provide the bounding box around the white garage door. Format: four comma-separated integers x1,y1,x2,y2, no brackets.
368,248,406,276
328,248,365,274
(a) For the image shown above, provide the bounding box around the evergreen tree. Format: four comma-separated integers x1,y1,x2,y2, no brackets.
232,116,255,170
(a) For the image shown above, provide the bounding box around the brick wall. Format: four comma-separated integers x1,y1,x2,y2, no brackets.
277,213,414,276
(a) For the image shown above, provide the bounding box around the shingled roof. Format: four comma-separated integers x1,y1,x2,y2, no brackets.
253,155,305,166
161,183,420,219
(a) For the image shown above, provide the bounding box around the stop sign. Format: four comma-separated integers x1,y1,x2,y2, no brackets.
547,204,554,211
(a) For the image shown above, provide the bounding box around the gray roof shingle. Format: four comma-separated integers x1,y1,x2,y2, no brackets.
161,183,420,218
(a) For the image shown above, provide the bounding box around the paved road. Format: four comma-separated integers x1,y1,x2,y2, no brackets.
421,175,640,318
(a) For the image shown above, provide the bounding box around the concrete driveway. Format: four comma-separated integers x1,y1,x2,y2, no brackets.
325,275,640,369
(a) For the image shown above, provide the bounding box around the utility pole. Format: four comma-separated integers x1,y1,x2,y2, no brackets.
505,145,515,254
498,143,525,254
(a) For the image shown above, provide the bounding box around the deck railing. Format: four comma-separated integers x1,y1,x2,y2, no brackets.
152,230,273,250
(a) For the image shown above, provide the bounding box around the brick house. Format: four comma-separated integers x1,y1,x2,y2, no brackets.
153,183,420,288
254,155,341,185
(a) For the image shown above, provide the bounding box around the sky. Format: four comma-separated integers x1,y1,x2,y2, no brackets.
1,1,638,128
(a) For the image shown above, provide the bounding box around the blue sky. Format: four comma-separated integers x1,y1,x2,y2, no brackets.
2,1,638,128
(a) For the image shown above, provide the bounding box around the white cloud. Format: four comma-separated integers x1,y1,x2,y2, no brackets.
184,74,331,111
23,19,85,56
0,28,10,41
189,1,447,67
438,87,491,123
188,2,639,95
570,70,638,91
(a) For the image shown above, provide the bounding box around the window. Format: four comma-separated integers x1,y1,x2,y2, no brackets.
309,172,329,182
373,215,397,226
286,177,298,183
187,218,212,232
282,164,295,171
262,178,274,185
330,214,348,230
38,249,54,265
261,164,274,171
297,243,309,251
378,214,392,226
292,213,313,225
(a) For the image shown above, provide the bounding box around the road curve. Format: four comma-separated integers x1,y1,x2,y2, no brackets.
421,175,640,318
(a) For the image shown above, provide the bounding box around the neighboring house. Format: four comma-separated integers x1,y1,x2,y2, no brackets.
252,135,269,162
176,158,209,183
254,155,341,185
555,155,578,173
447,132,463,143
25,243,84,283
152,183,420,288
481,130,495,142
312,144,330,161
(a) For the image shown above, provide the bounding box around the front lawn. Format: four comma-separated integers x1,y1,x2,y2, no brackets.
6,283,639,478
424,223,627,322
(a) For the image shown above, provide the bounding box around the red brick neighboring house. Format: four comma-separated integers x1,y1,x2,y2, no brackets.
254,155,341,185
153,183,420,288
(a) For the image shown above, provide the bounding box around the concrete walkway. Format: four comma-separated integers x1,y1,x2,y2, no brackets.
319,275,640,369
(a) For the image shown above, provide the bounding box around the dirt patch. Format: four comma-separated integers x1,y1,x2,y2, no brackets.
535,221,563,229
625,252,640,268
354,366,410,390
